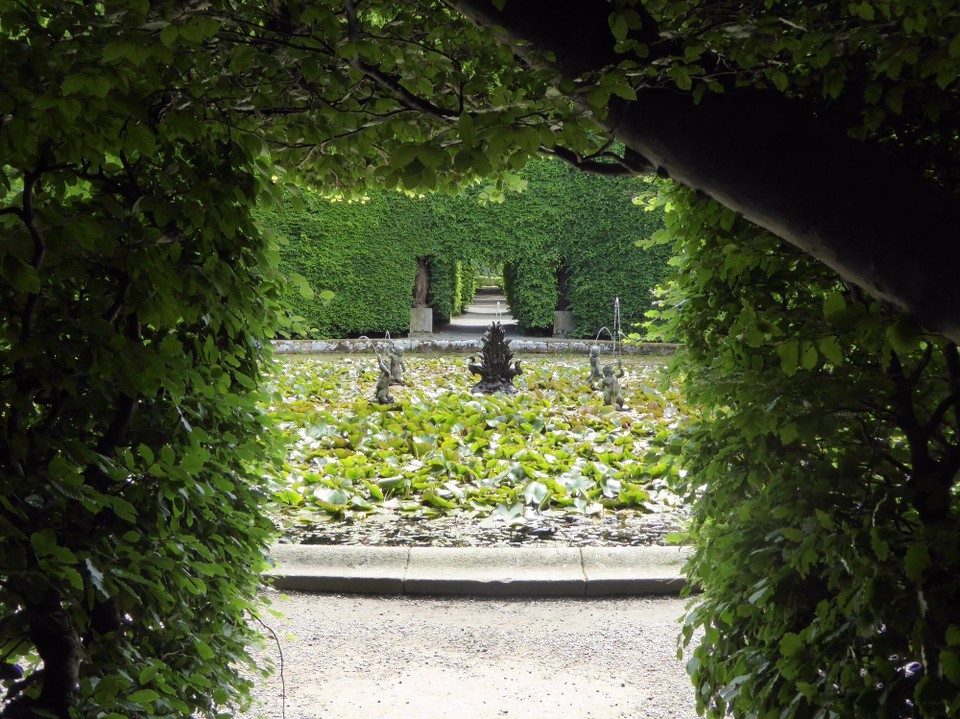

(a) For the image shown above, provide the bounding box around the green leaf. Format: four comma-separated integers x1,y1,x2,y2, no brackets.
48,454,71,480
814,509,834,531
941,650,960,686
62,74,86,95
180,17,220,43
823,291,845,318
669,65,692,91
609,82,637,101
780,632,804,657
777,340,799,377
950,34,960,60
3,255,41,293
782,526,804,542
609,13,629,42
886,317,922,355
94,676,124,702
139,663,160,685
818,336,843,364
586,87,610,112
129,688,161,704
62,566,84,591
522,481,549,505
195,640,215,660
30,528,58,555
870,528,889,560
160,24,179,47
767,68,789,92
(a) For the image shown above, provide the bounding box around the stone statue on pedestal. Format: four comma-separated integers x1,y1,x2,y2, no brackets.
587,345,603,386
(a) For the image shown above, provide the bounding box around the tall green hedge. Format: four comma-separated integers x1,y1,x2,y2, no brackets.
258,191,473,337
647,184,960,718
261,157,667,338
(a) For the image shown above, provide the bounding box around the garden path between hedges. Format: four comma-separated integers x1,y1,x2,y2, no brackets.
434,285,521,336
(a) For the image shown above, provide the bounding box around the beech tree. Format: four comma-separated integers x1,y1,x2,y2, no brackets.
1,0,958,716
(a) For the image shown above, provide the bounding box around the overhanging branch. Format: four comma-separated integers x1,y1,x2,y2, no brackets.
545,144,654,176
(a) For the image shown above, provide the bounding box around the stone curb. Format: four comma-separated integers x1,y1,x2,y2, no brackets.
264,544,693,597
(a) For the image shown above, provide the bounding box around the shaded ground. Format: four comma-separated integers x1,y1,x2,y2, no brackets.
240,591,698,719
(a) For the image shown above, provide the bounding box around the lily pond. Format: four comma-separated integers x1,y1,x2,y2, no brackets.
265,353,692,546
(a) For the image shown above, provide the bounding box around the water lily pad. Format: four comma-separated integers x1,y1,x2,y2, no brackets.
265,355,690,526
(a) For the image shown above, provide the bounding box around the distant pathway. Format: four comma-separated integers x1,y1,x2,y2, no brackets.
434,286,520,339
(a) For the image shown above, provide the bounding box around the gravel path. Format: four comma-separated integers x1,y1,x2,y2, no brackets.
240,590,699,719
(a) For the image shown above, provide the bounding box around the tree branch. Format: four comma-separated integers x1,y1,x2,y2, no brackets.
545,144,654,176
343,0,459,122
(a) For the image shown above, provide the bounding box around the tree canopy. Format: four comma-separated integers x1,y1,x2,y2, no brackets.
2,0,958,716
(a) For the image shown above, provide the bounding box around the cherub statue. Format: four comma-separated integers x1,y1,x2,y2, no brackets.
374,354,395,404
388,345,408,385
600,361,626,410
587,345,603,386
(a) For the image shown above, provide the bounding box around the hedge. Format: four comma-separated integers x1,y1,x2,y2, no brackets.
261,157,668,338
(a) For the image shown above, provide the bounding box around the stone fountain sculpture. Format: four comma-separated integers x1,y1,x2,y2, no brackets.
601,361,627,410
587,345,603,386
374,352,395,404
468,322,522,394
388,345,408,386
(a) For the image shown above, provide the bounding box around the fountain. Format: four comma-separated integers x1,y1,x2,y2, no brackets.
591,299,628,408
388,345,407,386
374,351,395,404
468,321,522,394
358,333,407,404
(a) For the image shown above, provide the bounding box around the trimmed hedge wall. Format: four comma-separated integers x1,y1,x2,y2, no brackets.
449,160,670,336
260,158,667,338
258,191,473,337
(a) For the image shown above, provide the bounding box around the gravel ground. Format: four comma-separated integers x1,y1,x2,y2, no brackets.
239,590,700,719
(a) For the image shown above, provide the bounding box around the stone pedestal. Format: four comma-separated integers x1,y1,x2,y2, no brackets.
553,310,574,338
409,306,433,335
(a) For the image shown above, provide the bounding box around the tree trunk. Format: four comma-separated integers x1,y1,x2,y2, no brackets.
447,0,960,344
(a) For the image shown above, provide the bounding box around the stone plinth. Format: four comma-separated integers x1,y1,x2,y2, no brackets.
409,306,433,335
553,310,574,338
